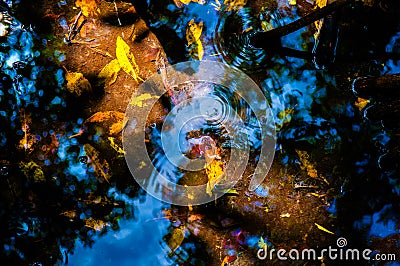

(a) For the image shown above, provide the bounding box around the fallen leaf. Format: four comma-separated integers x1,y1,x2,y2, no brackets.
206,160,225,196
84,217,109,231
98,59,121,86
65,71,92,97
315,223,335,235
75,0,99,17
84,111,124,124
288,0,296,5
224,0,247,12
130,93,158,107
354,97,370,111
84,144,112,183
19,161,45,183
18,109,36,153
280,213,291,218
174,0,206,8
116,36,143,82
186,19,203,46
313,0,327,39
164,227,185,254
108,137,125,157
188,214,204,222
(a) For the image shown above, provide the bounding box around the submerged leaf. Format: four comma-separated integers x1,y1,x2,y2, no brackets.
85,111,124,123
295,149,318,178
75,0,99,17
354,97,370,111
130,93,158,107
164,227,185,254
98,59,121,86
206,160,225,196
19,161,45,183
65,71,92,97
186,20,204,60
115,36,143,82
224,0,247,12
108,137,125,157
84,144,112,183
315,223,335,235
84,218,109,231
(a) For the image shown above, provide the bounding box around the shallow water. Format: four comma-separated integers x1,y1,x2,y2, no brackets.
1,0,400,265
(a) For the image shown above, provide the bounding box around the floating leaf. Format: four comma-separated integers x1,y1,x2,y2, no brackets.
84,144,112,183
75,0,99,17
186,19,204,60
130,93,158,107
186,19,203,46
164,227,185,254
115,36,143,82
174,0,206,8
354,97,370,111
206,160,225,196
19,161,45,183
315,223,335,235
108,137,125,157
224,188,239,195
98,59,121,86
288,0,296,5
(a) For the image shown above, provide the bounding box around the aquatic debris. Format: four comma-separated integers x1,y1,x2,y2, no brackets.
98,59,121,86
18,109,36,153
108,137,125,157
295,149,329,184
206,160,225,196
174,0,205,8
83,143,112,183
65,71,92,97
84,111,125,136
164,227,185,254
115,36,143,82
0,11,12,37
314,223,334,235
354,97,370,111
130,93,158,107
186,19,204,60
19,161,45,183
223,0,247,12
280,213,291,218
75,0,99,18
84,217,109,231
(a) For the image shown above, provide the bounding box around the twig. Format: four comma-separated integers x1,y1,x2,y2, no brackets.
250,0,353,48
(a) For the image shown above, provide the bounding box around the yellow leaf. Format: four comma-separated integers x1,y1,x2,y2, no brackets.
98,59,121,86
224,0,247,12
186,19,203,46
75,0,99,17
165,227,185,253
280,213,291,218
130,93,158,107
288,0,296,5
115,36,143,82
315,0,327,9
295,149,318,178
206,160,225,196
84,111,124,124
315,223,335,235
108,137,125,156
65,71,92,97
196,39,204,60
84,218,109,231
354,97,370,111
